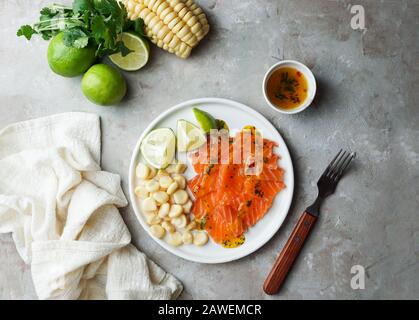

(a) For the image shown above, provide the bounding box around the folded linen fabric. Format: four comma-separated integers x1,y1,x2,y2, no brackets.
0,112,182,299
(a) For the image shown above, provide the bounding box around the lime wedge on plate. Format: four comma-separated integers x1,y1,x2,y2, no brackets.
141,128,176,169
192,108,217,133
177,120,207,152
216,119,229,131
109,32,150,71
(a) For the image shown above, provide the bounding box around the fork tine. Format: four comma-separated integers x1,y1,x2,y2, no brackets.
327,150,347,177
334,152,356,181
321,149,343,178
331,151,351,179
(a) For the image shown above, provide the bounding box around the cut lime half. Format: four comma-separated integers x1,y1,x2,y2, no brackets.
141,128,176,169
109,32,150,71
177,119,207,152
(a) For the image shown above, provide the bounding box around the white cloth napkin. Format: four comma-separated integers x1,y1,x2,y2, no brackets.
0,112,182,300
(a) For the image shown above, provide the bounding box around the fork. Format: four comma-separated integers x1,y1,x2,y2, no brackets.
263,150,356,295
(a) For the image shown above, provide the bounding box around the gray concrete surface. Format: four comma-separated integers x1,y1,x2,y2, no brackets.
0,0,418,299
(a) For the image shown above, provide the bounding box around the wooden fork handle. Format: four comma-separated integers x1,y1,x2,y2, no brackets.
263,211,317,295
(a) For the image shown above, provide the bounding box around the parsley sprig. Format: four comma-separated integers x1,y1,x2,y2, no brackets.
17,0,146,57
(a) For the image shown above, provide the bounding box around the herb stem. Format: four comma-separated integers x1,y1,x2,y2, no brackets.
34,18,83,26
50,4,72,10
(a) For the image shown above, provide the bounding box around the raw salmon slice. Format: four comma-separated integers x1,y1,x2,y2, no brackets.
188,131,285,245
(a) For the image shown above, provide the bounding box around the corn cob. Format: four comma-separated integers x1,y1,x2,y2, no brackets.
123,0,209,58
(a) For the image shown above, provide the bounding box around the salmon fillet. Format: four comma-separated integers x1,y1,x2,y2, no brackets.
188,131,285,245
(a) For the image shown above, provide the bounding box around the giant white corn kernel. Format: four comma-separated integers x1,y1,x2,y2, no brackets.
143,210,156,220
165,163,177,173
145,180,160,192
142,197,157,212
182,231,193,244
186,220,197,231
137,179,147,187
126,0,134,12
150,225,165,238
182,200,193,213
172,174,186,189
134,3,141,14
171,214,187,228
193,231,208,246
156,2,169,15
152,191,169,204
158,203,170,218
136,163,150,179
166,181,179,195
145,213,161,225
166,162,187,174
156,169,169,178
169,194,176,204
173,189,188,205
159,175,173,189
169,204,183,218
162,221,175,233
174,163,187,173
166,231,183,246
147,166,157,179
135,186,149,199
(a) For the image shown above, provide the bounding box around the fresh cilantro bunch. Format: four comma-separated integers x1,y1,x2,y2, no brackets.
17,0,146,57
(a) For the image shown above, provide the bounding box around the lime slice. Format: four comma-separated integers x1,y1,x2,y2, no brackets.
177,119,207,152
141,128,176,169
109,32,150,71
192,108,217,133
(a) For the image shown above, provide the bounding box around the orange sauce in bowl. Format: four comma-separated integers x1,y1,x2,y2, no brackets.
266,67,308,110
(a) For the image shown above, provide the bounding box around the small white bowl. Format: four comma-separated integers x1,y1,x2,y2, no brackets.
262,60,316,115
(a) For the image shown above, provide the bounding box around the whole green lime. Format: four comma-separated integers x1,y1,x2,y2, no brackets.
81,64,127,106
47,32,96,77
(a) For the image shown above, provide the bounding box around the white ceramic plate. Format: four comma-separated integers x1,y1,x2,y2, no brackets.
128,98,294,264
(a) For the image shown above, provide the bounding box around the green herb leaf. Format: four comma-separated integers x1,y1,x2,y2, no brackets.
275,93,286,100
93,0,120,16
200,217,207,229
74,36,89,48
63,28,89,48
17,25,38,40
40,7,56,18
18,0,144,58
133,18,147,38
118,41,133,57
73,0,93,13
41,31,54,40
205,164,215,175
91,15,114,48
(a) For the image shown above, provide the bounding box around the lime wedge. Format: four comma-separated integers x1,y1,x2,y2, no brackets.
192,108,217,133
141,128,176,169
177,119,207,152
243,125,256,131
216,119,229,131
109,32,150,71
